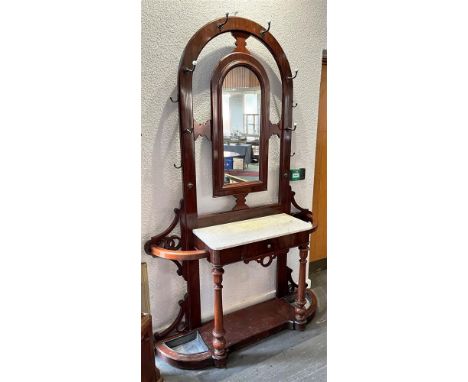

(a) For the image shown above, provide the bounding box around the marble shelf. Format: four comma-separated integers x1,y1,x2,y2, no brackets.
192,213,313,250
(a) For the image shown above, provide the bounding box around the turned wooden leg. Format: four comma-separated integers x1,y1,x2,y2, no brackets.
295,244,309,330
212,265,227,368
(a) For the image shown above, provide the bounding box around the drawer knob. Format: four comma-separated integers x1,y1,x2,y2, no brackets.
267,243,272,249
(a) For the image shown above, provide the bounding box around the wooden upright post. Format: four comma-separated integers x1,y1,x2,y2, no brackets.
211,265,227,368
295,244,309,330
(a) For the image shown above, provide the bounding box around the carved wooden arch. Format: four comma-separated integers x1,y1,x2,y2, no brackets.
211,52,270,197
177,16,295,246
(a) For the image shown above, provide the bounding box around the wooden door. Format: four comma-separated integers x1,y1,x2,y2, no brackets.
310,51,327,265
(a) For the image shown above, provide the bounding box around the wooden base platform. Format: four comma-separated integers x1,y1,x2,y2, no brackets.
156,289,317,369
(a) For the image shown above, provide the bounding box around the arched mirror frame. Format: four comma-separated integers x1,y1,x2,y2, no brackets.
177,17,294,244
211,52,270,197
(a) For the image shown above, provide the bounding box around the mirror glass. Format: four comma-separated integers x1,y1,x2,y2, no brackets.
222,66,261,185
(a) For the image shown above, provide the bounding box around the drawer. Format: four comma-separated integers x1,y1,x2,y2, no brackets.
243,238,277,256
200,230,311,266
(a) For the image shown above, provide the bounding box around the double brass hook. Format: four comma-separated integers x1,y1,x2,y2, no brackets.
183,60,198,73
217,13,229,30
288,69,298,80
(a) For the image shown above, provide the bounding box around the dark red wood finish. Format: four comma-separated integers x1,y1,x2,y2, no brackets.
174,18,296,339
155,289,317,370
145,16,318,370
194,229,312,266
178,16,295,233
211,52,270,197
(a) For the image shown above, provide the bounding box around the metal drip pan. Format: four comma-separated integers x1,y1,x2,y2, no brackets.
165,330,209,355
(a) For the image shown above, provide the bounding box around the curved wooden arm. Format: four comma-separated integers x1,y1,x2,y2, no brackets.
289,186,316,228
150,246,209,261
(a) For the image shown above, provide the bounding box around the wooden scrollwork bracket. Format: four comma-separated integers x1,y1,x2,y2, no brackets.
243,253,277,268
153,293,189,342
144,198,208,342
144,199,183,255
289,186,316,227
286,266,309,294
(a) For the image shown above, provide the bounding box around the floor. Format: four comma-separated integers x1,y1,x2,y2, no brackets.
156,269,327,382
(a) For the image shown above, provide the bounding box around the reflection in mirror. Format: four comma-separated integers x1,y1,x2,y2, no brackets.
222,66,261,185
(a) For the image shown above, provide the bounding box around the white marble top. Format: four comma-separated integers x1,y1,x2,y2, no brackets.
193,213,313,250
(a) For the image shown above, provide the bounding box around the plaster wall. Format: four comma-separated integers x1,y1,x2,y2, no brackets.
142,0,327,331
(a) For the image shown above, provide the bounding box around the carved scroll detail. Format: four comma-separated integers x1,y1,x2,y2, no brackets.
170,260,185,280
144,200,187,279
289,186,314,224
153,294,189,342
144,199,183,255
157,235,182,251
287,266,299,294
244,253,277,267
287,265,309,294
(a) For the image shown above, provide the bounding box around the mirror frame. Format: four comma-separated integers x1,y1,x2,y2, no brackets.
211,52,270,197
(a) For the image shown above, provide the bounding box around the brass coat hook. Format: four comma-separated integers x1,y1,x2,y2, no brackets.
290,152,296,157
260,20,271,38
292,102,298,108
184,60,198,73
288,69,298,80
170,96,179,103
285,123,297,132
218,13,229,30
174,163,182,169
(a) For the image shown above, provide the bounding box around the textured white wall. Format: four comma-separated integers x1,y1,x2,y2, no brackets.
142,0,327,331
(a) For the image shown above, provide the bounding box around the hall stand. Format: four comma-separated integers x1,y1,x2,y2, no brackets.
144,15,318,369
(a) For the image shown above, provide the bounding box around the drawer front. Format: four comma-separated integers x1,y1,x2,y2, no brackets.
242,239,277,260
209,231,311,265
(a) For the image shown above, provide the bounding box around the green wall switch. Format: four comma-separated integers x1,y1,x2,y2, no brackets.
290,168,305,181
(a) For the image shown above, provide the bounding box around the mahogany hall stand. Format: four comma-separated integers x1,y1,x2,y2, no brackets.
144,15,318,369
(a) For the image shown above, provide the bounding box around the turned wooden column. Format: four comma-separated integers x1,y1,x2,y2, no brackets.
295,244,309,330
212,265,227,367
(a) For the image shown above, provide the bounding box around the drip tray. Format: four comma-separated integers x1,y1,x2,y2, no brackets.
156,292,317,369
165,330,209,354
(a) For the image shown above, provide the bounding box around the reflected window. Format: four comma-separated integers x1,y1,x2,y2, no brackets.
222,66,261,185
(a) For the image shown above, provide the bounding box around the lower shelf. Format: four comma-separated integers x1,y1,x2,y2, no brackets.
156,289,317,369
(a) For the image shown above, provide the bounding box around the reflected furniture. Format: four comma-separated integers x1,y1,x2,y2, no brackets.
144,15,317,369
223,144,252,166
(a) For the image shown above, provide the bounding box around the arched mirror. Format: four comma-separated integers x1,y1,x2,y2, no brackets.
211,52,270,197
